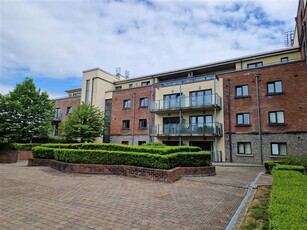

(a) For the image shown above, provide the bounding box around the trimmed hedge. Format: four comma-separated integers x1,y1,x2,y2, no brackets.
274,164,305,173
283,155,307,172
264,160,284,174
0,143,41,151
269,170,307,230
40,143,201,155
52,148,211,169
32,147,55,159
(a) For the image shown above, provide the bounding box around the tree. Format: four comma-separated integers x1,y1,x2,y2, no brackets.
60,102,104,142
0,78,54,143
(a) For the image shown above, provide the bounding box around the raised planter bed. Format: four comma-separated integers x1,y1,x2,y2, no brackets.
28,158,216,183
0,150,33,163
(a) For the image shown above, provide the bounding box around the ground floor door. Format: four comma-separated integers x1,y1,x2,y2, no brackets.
189,141,213,151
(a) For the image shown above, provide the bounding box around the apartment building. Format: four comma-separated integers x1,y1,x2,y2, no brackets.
52,88,81,136
61,0,307,163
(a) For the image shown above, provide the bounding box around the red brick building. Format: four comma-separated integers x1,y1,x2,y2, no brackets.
52,88,81,136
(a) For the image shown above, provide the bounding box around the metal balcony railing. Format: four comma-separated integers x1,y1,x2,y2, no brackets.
150,122,223,137
150,94,222,112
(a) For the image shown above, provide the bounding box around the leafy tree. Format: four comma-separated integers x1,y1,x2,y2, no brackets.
60,102,104,142
0,78,54,143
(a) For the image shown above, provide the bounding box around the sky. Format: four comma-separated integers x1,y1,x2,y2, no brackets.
0,0,299,99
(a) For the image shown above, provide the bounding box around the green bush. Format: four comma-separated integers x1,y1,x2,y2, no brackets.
264,160,283,174
141,142,166,147
0,143,41,150
40,143,201,155
283,155,307,172
274,164,305,173
269,170,307,230
32,146,55,159
52,148,211,169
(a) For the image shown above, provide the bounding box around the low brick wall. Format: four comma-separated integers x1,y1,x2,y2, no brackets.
28,158,216,183
0,150,33,163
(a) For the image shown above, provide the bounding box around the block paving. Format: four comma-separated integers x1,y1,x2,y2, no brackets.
0,161,267,230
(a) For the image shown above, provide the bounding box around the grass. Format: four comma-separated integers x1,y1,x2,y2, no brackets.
240,186,271,230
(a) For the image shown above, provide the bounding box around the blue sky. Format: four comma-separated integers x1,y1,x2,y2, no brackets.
0,0,298,98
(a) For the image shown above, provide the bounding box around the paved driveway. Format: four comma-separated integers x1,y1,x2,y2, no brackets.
0,162,266,230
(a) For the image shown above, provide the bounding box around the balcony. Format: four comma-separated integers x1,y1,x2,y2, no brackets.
150,122,223,137
150,94,222,113
53,114,62,121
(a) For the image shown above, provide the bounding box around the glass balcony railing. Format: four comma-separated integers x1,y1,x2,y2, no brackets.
150,94,222,112
150,122,223,137
53,114,62,121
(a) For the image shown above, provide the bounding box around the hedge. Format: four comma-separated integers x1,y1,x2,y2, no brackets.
0,143,42,151
264,160,284,174
40,143,201,155
274,164,305,174
269,170,307,230
32,147,55,159
52,148,211,169
283,155,307,172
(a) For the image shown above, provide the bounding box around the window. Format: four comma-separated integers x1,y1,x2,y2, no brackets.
236,113,250,125
122,120,130,129
72,93,81,97
271,143,287,156
164,94,181,109
190,89,212,106
141,81,150,86
138,141,146,146
85,80,90,104
122,141,129,145
237,142,252,155
139,119,147,128
123,99,131,109
267,81,283,94
281,57,288,63
140,97,148,108
54,108,61,120
129,84,133,88
269,111,285,124
66,106,72,115
235,85,249,97
115,86,122,90
247,62,263,69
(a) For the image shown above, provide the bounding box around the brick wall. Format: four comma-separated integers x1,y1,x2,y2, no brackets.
110,86,153,136
221,61,307,134
54,96,81,122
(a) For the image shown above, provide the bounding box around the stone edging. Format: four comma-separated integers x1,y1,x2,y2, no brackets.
28,158,216,183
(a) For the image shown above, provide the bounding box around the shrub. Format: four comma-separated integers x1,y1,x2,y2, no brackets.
32,146,55,159
0,143,41,151
283,154,307,172
274,164,305,174
263,160,283,174
269,170,307,230
141,142,166,147
53,148,211,169
40,143,201,155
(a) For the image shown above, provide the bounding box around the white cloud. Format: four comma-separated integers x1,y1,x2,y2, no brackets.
0,0,298,81
0,83,13,95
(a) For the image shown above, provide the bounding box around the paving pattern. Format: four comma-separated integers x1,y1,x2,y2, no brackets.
0,161,267,230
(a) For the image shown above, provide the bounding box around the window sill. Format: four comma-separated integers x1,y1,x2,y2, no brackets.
234,96,251,99
236,154,254,157
139,106,148,109
123,108,131,110
266,92,284,96
270,155,286,158
268,123,287,126
139,127,147,130
236,124,252,127
122,128,130,130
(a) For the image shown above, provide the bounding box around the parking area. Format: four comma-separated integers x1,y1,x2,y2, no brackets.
0,162,267,230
